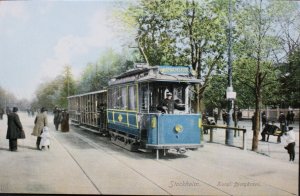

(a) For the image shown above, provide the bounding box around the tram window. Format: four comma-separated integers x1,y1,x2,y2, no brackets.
110,87,121,109
141,85,149,111
108,89,112,108
173,86,185,104
128,85,137,111
121,86,128,110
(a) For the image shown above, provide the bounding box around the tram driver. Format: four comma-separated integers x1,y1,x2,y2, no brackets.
157,92,185,114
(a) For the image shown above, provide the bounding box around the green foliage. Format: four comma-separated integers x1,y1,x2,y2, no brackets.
0,86,17,109
77,49,134,94
234,1,280,94
120,0,229,112
59,65,76,108
276,47,300,108
32,65,76,110
203,74,227,110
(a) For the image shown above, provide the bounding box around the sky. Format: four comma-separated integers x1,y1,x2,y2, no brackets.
0,0,131,100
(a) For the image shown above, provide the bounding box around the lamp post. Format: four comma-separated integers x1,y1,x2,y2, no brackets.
225,0,236,145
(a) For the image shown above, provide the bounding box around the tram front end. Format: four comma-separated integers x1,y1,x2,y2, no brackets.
146,113,202,153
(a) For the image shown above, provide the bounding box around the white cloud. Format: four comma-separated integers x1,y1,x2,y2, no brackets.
39,8,117,80
0,1,29,21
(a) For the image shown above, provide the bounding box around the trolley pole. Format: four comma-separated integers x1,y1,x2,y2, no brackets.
225,0,235,145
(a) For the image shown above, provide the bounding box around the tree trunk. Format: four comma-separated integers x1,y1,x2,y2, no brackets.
193,84,201,114
252,91,261,152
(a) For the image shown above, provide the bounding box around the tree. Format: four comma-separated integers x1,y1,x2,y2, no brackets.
32,65,76,110
77,49,134,94
203,74,227,112
0,86,17,109
269,1,300,108
277,47,300,108
234,0,284,151
120,0,228,112
58,65,76,108
33,79,61,110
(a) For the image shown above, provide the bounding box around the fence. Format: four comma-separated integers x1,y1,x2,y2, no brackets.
202,124,247,150
240,108,299,121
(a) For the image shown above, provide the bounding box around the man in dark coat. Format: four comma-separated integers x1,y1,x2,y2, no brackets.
157,92,185,114
261,111,267,127
277,112,286,143
53,107,62,131
61,109,69,132
6,107,24,151
0,107,4,120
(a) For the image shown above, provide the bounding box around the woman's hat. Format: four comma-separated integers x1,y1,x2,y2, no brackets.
12,107,18,112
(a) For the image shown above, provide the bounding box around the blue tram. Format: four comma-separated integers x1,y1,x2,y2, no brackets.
68,64,202,158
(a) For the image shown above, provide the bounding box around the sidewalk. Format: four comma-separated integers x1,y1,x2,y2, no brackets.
0,112,298,195
203,120,299,163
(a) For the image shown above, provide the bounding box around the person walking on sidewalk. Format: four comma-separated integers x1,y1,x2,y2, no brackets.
0,107,4,120
32,107,48,149
60,109,69,132
53,106,62,131
39,126,51,150
283,127,296,162
6,107,24,151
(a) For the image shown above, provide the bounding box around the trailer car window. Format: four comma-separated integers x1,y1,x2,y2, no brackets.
128,85,136,111
121,86,128,110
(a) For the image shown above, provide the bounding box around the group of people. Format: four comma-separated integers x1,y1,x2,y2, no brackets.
53,106,69,132
5,107,51,151
5,106,69,152
259,111,296,162
221,110,242,125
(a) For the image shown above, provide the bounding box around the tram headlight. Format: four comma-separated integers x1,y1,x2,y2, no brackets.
175,124,183,133
198,118,202,128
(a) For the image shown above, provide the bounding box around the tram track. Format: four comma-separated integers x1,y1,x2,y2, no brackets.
51,130,103,195
65,127,297,196
69,130,172,195
56,126,233,195
51,127,172,195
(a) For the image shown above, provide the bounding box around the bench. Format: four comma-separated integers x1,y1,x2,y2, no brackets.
261,124,284,142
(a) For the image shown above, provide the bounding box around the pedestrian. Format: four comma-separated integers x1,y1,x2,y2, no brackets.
251,112,256,131
290,111,295,124
0,107,4,120
261,111,267,127
286,111,291,126
222,110,227,125
213,111,218,124
6,107,24,151
39,126,51,150
6,107,11,115
278,111,286,143
237,110,242,121
31,107,48,149
53,106,62,131
61,109,69,132
282,127,296,162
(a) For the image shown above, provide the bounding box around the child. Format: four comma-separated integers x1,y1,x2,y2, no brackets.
39,126,51,150
283,127,296,162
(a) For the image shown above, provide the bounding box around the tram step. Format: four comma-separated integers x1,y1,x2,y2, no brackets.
138,149,152,153
111,138,139,152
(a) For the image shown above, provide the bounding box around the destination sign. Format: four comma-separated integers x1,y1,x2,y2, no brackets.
158,66,190,76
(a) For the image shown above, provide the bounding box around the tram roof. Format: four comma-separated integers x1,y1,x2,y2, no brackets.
67,89,107,99
109,65,202,85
